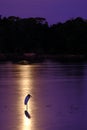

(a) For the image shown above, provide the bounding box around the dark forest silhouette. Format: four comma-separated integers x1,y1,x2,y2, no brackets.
0,16,87,60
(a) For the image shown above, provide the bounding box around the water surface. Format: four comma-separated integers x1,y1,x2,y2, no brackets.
0,61,87,130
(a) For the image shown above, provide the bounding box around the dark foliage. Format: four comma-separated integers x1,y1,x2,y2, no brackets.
0,16,87,55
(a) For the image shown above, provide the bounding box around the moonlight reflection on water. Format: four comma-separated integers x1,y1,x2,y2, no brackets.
16,65,33,130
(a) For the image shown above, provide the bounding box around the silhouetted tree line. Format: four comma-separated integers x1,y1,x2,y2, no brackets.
0,16,87,55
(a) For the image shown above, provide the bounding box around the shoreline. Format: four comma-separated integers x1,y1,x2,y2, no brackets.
0,53,86,63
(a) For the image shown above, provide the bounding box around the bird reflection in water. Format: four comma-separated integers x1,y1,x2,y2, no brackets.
24,110,31,119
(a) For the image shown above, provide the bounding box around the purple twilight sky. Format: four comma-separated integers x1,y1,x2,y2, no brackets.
0,0,87,24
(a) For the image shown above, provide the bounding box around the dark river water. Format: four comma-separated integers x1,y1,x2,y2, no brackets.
0,60,87,130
